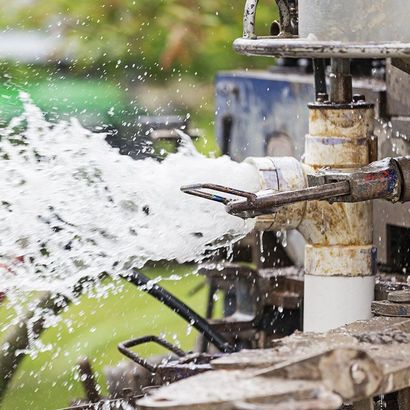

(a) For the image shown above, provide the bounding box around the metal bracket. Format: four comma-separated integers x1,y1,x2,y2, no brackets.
118,335,186,373
118,335,216,385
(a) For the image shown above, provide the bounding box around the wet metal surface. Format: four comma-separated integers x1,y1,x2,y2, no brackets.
137,317,410,409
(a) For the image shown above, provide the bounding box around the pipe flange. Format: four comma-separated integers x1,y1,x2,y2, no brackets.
307,102,374,110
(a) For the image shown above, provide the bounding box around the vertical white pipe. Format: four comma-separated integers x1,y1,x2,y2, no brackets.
304,275,375,333
301,105,376,332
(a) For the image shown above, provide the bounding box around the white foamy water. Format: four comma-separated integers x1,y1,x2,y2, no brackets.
0,94,259,293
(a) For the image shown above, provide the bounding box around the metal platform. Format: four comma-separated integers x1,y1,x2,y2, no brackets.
138,316,410,409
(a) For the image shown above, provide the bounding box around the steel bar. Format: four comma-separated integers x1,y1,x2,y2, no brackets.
329,58,352,103
233,38,410,59
313,59,327,98
227,181,350,216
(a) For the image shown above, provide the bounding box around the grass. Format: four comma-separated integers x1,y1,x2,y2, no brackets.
0,264,212,410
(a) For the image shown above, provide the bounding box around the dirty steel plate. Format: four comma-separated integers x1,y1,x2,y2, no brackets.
233,38,410,59
137,370,328,409
137,318,410,409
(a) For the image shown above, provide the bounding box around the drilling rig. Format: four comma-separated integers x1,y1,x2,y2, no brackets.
67,1,410,409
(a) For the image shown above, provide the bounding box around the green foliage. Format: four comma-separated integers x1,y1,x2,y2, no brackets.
2,0,278,79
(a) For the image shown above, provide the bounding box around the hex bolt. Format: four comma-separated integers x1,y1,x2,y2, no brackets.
316,92,329,103
353,94,366,103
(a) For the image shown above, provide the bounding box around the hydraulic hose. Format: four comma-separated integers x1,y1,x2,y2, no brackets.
121,269,236,354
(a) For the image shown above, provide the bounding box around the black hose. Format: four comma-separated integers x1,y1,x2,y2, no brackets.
121,269,236,354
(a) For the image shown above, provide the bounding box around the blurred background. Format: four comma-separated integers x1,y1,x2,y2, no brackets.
0,0,273,147
0,1,275,409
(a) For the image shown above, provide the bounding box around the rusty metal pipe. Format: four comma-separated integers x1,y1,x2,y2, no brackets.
180,92,409,333
301,103,375,332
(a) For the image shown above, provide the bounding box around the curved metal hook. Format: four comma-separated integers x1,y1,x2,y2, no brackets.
243,0,298,39
244,0,259,39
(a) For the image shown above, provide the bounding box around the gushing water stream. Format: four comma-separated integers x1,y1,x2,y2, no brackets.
0,94,259,295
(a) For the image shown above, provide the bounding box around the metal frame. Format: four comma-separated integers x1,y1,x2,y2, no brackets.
234,38,410,59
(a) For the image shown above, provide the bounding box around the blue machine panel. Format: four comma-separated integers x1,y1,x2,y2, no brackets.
215,70,315,162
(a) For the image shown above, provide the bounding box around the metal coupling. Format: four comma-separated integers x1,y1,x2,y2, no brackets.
312,156,410,204
310,157,403,203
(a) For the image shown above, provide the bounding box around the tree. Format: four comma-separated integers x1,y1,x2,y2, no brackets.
0,0,276,78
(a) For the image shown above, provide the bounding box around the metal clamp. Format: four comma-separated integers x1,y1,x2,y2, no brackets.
311,157,403,203
118,335,217,385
